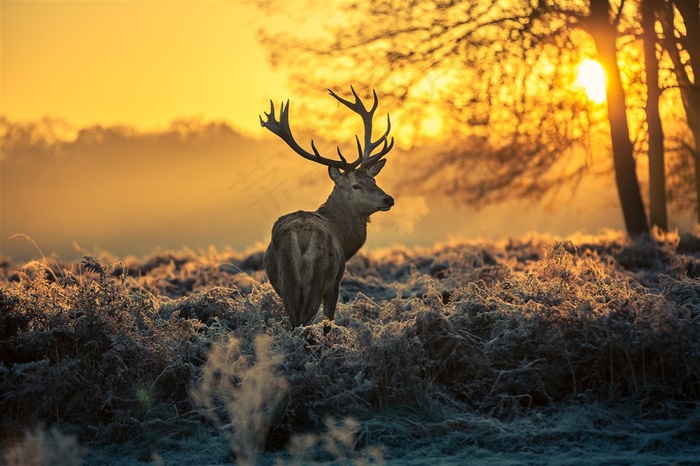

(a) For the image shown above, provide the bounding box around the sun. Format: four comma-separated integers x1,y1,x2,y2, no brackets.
575,59,607,104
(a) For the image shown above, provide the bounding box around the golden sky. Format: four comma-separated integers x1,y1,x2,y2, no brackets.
0,0,642,261
2,0,289,136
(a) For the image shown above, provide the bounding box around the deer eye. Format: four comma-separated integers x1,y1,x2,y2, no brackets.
352,184,361,190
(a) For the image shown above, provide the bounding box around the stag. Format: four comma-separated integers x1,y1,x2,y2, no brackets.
260,87,395,327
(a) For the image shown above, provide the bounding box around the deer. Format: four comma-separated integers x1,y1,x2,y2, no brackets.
260,87,395,328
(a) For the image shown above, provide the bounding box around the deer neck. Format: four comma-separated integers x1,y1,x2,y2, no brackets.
317,189,369,261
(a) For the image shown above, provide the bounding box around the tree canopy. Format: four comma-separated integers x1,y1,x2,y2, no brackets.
260,0,699,235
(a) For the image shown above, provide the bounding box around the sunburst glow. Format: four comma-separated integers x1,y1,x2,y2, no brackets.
575,59,607,104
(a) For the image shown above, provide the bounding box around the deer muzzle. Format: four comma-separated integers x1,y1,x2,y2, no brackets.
378,195,395,211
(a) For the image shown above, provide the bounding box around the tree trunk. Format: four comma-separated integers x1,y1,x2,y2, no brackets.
665,0,700,222
643,0,668,231
589,0,649,237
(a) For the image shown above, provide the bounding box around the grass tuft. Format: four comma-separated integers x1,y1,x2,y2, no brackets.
191,334,288,465
1,231,699,463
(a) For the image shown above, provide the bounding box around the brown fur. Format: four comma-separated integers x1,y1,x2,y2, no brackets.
264,166,393,327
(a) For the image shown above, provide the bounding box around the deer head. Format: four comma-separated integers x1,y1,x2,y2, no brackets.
259,86,395,215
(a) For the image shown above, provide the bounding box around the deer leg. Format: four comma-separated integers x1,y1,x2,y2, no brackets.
299,290,323,327
322,290,338,321
280,286,302,328
323,256,345,322
320,283,337,337
322,280,341,322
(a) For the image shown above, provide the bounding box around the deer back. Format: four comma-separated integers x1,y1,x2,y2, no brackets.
264,211,345,326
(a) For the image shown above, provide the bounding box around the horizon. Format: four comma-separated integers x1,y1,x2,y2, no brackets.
2,115,645,263
2,0,695,263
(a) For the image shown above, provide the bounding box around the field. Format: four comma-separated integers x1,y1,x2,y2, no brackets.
1,231,700,465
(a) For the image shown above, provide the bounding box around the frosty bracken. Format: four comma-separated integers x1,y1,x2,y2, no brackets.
260,87,395,327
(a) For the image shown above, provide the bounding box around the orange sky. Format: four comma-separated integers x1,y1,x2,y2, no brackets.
2,0,290,136
0,0,653,261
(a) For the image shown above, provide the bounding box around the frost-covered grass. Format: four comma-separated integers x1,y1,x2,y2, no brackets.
1,231,699,464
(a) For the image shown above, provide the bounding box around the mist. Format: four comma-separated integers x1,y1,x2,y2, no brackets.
1,117,633,262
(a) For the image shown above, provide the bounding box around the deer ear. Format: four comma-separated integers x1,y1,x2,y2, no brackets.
328,166,343,183
365,159,387,177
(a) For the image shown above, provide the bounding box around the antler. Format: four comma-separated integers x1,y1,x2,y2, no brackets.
259,86,394,171
260,99,352,170
328,86,394,169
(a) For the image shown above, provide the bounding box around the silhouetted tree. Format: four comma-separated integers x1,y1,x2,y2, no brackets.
586,0,648,235
642,0,668,231
262,2,599,204
260,0,694,236
659,0,699,221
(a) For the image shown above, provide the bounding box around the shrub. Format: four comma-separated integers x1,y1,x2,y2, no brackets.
1,232,698,459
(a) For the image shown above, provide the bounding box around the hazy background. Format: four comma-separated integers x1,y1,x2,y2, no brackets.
0,0,643,262
1,118,628,262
